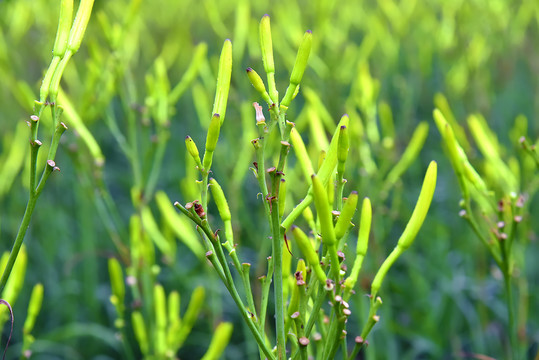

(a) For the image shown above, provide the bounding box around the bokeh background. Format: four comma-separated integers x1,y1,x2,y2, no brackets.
0,0,538,359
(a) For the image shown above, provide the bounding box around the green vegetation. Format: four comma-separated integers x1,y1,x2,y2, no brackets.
0,0,537,359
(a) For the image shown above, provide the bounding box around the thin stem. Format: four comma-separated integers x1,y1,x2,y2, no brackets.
499,238,517,359
271,207,286,360
0,196,37,293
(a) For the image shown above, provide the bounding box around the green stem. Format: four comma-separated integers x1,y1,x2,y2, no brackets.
500,238,516,359
0,195,37,293
271,206,286,359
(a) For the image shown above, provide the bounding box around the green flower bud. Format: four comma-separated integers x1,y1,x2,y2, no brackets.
281,30,313,107
185,136,202,168
337,125,349,175
67,0,95,54
209,178,231,221
108,258,125,308
397,161,437,250
203,113,221,170
290,128,314,182
312,174,336,246
317,114,349,185
173,287,205,349
290,30,312,86
291,226,327,284
344,197,372,296
259,15,275,75
212,40,232,124
168,291,181,326
154,284,167,330
132,311,149,355
246,68,271,104
23,283,44,335
53,0,73,57
384,121,429,188
334,191,358,240
201,322,234,360
371,162,437,298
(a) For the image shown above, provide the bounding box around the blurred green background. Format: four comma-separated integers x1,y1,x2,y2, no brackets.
0,0,538,359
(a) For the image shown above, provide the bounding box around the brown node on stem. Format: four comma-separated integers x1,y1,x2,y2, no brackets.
298,337,310,346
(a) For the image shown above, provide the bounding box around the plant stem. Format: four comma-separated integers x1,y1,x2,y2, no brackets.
0,194,37,293
271,206,286,359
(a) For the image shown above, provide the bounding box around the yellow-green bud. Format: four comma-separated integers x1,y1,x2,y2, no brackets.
53,0,73,57
168,291,181,326
246,68,271,104
259,15,275,75
291,226,327,284
290,30,312,86
108,258,125,307
185,136,202,167
23,283,44,335
209,178,231,221
201,322,233,360
67,0,95,54
203,114,221,170
154,284,167,330
397,161,437,250
312,174,337,246
334,191,358,240
212,40,232,124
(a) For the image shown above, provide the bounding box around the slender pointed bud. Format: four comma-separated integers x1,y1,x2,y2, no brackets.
23,283,44,335
344,197,372,294
337,125,349,175
203,114,221,170
385,122,428,188
108,258,125,307
291,226,327,283
335,191,358,240
173,287,205,348
246,68,272,104
154,284,167,332
259,15,278,102
168,291,181,325
290,30,312,86
185,136,202,167
259,15,275,76
371,163,437,298
357,198,372,257
317,114,349,185
281,30,313,107
337,125,349,164
67,0,95,54
290,128,314,181
312,174,337,246
397,161,437,250
132,311,149,355
53,0,73,57
209,178,231,221
433,109,464,177
201,322,233,360
212,40,232,124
